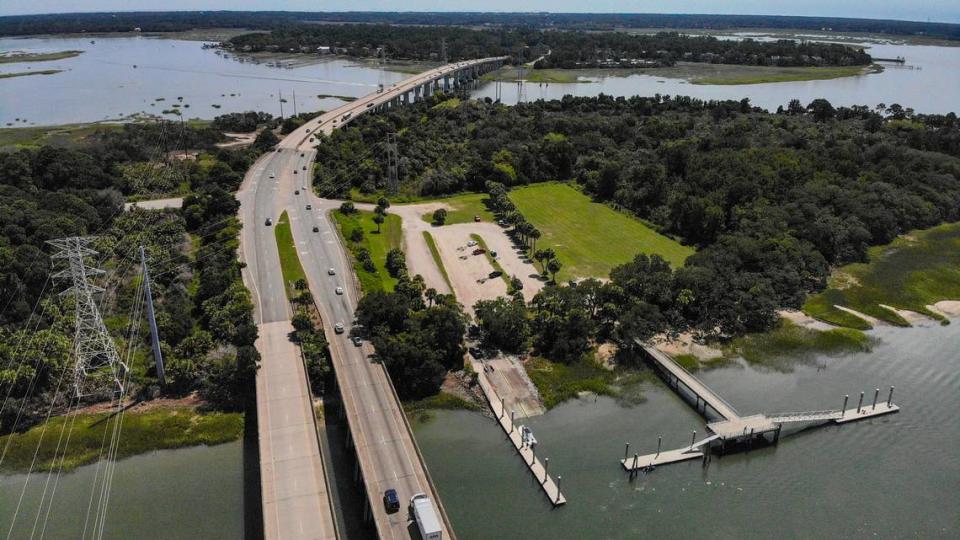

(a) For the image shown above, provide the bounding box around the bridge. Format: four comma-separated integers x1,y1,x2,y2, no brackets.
620,342,899,472
241,56,507,539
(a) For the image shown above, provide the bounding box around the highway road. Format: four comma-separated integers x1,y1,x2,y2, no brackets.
239,149,338,540
241,57,506,539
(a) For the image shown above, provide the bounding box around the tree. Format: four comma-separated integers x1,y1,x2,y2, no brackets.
473,297,529,352
350,227,364,243
376,196,391,210
528,228,541,253
432,208,448,225
547,258,562,282
253,128,279,150
372,213,385,233
339,201,356,214
385,248,406,277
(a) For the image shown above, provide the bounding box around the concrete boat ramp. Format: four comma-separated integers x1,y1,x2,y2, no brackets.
621,343,900,472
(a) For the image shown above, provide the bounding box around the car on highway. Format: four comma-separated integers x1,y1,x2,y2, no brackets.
383,489,400,513
334,323,344,334
301,153,304,157
328,268,336,275
305,128,311,133
313,226,319,233
335,287,344,295
264,218,272,226
366,103,374,108
306,204,312,210
302,165,307,170
352,336,363,347
294,190,300,195
269,173,275,179
293,170,298,175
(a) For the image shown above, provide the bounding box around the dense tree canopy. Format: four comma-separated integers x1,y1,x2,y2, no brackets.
317,94,960,343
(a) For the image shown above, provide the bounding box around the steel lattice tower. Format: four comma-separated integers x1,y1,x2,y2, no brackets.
386,132,399,194
48,237,128,398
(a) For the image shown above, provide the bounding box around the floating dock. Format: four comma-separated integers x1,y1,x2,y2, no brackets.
619,343,900,471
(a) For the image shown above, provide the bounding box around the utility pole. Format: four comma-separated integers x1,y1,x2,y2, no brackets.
386,132,399,194
48,237,128,398
140,246,165,386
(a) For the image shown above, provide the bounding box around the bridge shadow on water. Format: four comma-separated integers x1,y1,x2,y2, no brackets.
243,396,263,539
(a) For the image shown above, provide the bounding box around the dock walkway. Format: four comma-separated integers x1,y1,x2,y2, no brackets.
641,344,740,420
474,363,566,506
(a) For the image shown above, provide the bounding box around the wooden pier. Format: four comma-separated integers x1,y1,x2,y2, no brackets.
621,344,900,471
476,365,566,505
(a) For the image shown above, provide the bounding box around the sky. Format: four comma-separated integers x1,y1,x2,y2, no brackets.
0,1,958,24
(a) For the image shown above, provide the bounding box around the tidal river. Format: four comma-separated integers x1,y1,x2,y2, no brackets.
415,320,960,538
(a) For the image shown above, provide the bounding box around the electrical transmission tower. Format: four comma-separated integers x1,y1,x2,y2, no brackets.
386,132,399,194
140,246,165,387
48,237,128,398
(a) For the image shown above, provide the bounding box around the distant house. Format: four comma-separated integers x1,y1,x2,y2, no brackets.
133,27,142,32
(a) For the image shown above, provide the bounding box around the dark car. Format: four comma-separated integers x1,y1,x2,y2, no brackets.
383,489,400,513
488,270,503,279
313,226,320,233
352,336,363,347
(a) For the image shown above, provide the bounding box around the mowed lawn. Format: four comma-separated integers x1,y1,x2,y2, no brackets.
331,210,403,293
509,183,693,280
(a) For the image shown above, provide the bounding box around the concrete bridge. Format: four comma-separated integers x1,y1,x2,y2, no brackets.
244,56,508,540
620,342,899,471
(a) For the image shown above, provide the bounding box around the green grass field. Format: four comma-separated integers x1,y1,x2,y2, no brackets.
331,210,402,293
274,211,307,299
418,192,496,225
508,183,693,280
0,407,243,473
803,222,960,328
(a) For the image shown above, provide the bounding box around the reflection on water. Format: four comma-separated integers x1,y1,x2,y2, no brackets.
415,322,960,538
0,36,409,126
0,441,244,539
473,42,960,114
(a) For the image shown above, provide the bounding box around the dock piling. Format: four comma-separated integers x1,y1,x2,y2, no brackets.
657,436,662,457
842,394,849,417
510,410,515,432
543,458,549,483
500,397,504,418
691,430,696,447
888,386,895,406
857,392,864,413
633,453,639,469
624,443,630,461
873,388,879,410
555,476,562,504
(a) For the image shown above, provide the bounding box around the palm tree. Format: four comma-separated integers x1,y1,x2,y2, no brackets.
425,287,438,307
529,228,541,253
547,258,562,283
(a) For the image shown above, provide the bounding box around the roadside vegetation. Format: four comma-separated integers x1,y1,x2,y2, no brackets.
803,222,960,327
509,182,692,280
331,201,403,293
274,210,308,298
422,231,454,294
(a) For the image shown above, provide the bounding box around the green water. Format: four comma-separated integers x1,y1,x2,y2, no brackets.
0,441,245,539
415,322,960,538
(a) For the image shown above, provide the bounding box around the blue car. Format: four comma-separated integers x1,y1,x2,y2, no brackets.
383,489,400,513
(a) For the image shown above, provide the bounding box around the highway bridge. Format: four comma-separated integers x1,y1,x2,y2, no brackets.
240,57,507,539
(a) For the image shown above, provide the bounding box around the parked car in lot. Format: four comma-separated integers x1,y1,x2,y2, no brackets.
472,248,486,255
489,270,503,279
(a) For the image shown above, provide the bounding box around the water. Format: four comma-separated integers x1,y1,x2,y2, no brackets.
2,36,959,126
0,36,409,126
0,441,245,539
415,321,960,538
473,42,960,114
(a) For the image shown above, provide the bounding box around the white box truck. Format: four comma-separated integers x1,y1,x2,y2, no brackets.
410,493,442,540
